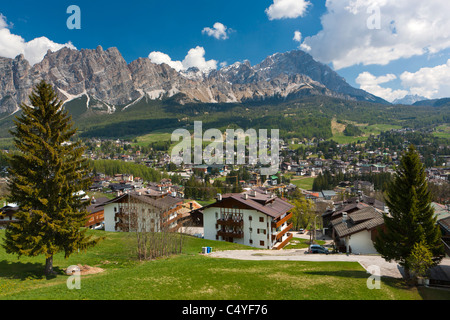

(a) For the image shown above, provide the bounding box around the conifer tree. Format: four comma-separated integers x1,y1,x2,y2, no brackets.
2,81,101,276
374,145,444,279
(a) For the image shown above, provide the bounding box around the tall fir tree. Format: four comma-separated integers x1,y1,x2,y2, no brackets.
374,145,444,279
2,81,101,275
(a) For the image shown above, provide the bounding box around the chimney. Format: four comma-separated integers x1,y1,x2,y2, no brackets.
342,212,348,223
217,193,222,201
243,193,249,200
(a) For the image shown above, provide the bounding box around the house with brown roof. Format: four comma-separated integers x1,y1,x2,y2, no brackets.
200,189,294,250
330,206,385,254
85,197,110,229
0,204,19,229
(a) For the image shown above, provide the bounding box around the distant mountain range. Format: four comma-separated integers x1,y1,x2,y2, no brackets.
0,46,388,117
392,95,450,107
392,95,428,105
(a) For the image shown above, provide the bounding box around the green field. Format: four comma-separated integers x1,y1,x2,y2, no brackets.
291,177,315,190
433,125,450,140
1,229,448,300
329,119,402,145
133,131,174,147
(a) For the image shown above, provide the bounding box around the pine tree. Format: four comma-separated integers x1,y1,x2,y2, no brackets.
374,145,444,279
2,81,101,276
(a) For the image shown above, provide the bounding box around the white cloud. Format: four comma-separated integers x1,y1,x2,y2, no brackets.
148,51,184,72
399,60,450,99
266,0,311,20
0,14,76,65
202,22,230,40
293,31,302,42
301,1,450,70
356,71,408,102
149,46,218,73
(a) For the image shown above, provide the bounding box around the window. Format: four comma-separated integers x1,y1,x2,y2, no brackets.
260,241,264,246
249,215,252,221
259,217,264,223
249,239,253,244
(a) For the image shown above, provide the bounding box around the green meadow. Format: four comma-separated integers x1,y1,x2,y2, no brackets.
1,229,448,300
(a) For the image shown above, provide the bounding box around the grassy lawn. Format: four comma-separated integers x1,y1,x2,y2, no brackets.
284,237,325,249
433,124,450,140
291,177,315,190
132,131,174,147
0,230,449,300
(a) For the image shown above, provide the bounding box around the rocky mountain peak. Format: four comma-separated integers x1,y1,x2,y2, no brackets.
0,47,387,116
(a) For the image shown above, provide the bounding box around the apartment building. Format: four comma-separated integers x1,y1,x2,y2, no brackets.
201,189,294,249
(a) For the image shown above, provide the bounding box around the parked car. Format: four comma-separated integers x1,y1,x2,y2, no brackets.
307,244,329,254
298,228,305,234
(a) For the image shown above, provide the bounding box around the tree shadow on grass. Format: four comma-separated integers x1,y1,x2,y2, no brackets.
303,269,411,292
0,260,64,281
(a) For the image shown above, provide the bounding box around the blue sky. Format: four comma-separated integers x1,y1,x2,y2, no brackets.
1,0,450,102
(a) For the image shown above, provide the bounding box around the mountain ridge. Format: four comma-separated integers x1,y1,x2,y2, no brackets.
0,46,388,116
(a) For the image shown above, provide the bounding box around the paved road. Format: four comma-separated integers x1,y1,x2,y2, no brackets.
207,230,450,280
208,249,408,278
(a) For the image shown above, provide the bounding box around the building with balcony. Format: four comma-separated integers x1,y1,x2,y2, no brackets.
102,192,184,233
200,189,294,250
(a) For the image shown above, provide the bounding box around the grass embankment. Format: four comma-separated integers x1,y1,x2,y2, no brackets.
0,230,448,300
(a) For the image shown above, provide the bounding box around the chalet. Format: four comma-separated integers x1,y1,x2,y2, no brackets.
200,189,294,250
109,182,134,194
330,206,385,254
0,204,19,229
85,197,110,229
102,192,184,233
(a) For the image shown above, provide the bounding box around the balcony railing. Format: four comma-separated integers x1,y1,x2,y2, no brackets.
272,232,293,250
272,222,293,241
217,218,244,227
271,212,293,229
217,230,244,239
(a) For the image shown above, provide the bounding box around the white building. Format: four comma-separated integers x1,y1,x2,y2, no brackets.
102,192,184,233
201,189,294,250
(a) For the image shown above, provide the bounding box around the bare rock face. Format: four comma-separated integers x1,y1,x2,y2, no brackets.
0,47,385,115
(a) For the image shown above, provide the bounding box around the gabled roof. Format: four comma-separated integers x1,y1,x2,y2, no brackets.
331,202,369,218
438,216,450,234
86,197,110,214
331,206,384,238
201,190,294,219
101,192,183,211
